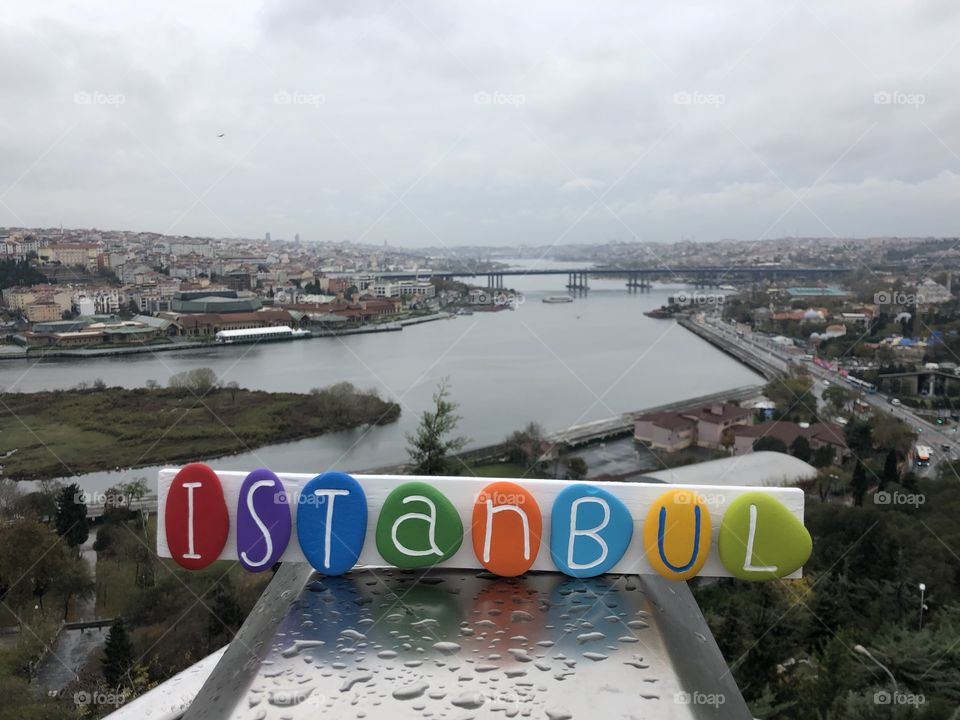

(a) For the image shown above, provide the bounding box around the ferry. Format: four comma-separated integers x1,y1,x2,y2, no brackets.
542,296,574,304
214,326,312,344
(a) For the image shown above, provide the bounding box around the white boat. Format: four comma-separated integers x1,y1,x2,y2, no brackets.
542,296,574,304
214,326,312,344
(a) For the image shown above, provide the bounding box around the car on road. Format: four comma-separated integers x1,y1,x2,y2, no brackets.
889,398,902,406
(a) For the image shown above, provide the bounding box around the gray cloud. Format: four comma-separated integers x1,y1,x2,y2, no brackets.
1,0,958,246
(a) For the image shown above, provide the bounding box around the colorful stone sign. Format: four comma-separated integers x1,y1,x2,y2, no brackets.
158,465,812,581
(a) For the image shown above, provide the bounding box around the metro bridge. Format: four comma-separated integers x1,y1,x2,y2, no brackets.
377,265,855,291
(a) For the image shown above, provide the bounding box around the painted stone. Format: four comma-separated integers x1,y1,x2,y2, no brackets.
471,481,542,577
236,468,291,572
549,484,633,578
718,492,812,580
297,471,367,576
165,463,228,570
642,488,712,581
375,481,463,568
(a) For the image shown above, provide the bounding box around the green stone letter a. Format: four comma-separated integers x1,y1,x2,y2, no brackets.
376,482,463,568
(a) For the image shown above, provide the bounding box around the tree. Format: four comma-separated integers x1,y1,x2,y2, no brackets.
753,436,788,453
52,556,94,621
789,435,812,463
506,422,546,470
55,483,89,547
567,457,588,480
763,370,818,423
102,618,135,688
844,419,873,457
225,380,240,403
881,449,899,490
0,478,22,519
812,468,845,502
208,578,244,643
871,413,916,456
0,518,72,616
121,478,149,511
850,460,869,506
168,367,220,395
406,380,468,475
823,385,854,413
811,444,837,468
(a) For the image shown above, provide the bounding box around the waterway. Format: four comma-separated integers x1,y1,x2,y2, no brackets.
2,262,762,492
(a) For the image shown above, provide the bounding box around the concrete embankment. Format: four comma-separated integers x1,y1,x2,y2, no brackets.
675,316,787,380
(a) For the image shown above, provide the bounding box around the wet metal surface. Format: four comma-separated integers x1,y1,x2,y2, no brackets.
184,566,750,719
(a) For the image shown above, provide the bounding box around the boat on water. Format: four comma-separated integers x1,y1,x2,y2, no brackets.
214,326,312,344
542,296,574,304
457,308,475,315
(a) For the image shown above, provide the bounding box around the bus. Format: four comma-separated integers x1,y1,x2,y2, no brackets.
915,445,932,467
845,375,877,394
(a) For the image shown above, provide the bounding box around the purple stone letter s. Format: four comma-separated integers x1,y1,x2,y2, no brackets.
237,468,291,571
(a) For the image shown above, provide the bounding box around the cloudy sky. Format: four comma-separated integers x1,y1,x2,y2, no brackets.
1,1,958,246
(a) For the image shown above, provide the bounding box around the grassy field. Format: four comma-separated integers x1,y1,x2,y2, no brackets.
0,385,400,480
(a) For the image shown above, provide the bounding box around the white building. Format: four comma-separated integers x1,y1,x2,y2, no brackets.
398,281,436,298
917,278,952,304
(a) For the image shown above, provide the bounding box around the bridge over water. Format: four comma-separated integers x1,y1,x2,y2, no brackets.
377,265,855,291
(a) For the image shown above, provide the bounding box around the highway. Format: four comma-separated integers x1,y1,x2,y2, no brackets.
695,313,955,477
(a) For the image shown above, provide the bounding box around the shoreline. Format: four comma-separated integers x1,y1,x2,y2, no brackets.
674,316,786,380
0,311,454,361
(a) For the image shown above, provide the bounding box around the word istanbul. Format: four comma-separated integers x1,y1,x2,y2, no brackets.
160,464,813,581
